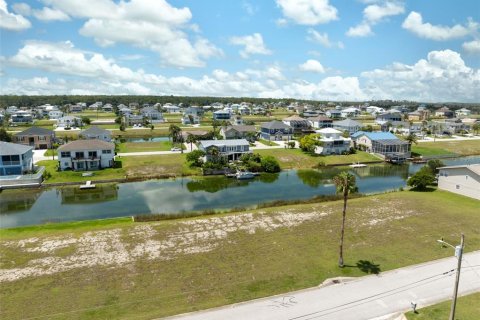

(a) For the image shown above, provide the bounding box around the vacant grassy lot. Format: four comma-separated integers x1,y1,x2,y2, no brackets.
1,190,479,320
405,292,480,319
414,140,480,156
117,141,173,153
258,139,279,146
256,148,381,168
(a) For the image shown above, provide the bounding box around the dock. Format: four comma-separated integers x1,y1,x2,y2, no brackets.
79,181,96,189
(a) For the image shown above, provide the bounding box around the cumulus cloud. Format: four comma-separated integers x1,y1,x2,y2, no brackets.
347,1,404,37
402,12,476,41
299,59,325,73
230,33,272,58
0,0,31,31
34,7,70,21
307,29,344,48
36,0,222,67
276,0,338,25
462,40,480,54
361,49,480,102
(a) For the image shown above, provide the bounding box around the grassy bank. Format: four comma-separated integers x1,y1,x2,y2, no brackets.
117,141,173,153
256,148,381,168
405,292,480,319
1,190,479,320
414,140,480,156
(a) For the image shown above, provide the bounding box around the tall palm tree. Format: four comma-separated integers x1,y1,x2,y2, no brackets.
405,132,418,146
186,134,197,151
168,124,181,143
333,172,357,268
207,146,220,163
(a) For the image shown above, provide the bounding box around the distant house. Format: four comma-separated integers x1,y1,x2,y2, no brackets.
10,111,33,124
366,106,385,115
455,108,471,117
282,115,311,133
340,107,361,118
102,104,114,112
141,107,164,123
198,139,251,162
441,118,468,134
333,119,362,135
213,110,231,121
184,106,204,117
69,104,84,113
260,120,293,141
314,128,351,155
438,164,480,200
435,107,454,118
0,142,34,176
181,114,200,125
79,126,112,142
124,114,144,126
375,112,402,124
48,110,64,120
408,109,430,121
164,105,181,113
352,131,410,161
326,109,342,119
13,127,55,149
119,107,133,115
220,125,257,141
57,116,82,128
57,139,115,171
308,115,333,129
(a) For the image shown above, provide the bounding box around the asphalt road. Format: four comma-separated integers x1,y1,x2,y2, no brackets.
166,251,480,320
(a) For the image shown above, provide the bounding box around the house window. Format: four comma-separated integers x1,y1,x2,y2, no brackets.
88,151,97,158
75,152,84,159
61,152,71,158
102,150,112,154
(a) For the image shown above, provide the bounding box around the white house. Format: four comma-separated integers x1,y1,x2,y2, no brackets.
57,139,115,171
56,116,82,128
455,108,471,117
213,109,231,121
10,111,33,124
340,107,361,118
314,128,352,155
48,110,64,119
164,105,181,113
438,164,480,200
198,139,250,162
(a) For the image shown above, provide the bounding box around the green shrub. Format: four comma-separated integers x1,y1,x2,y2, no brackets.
261,156,280,173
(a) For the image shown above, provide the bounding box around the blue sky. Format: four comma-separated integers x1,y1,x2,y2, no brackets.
0,0,479,102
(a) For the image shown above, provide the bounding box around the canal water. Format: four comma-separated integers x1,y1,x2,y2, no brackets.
1,156,479,228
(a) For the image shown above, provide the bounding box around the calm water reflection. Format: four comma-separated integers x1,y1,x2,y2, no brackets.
1,156,479,228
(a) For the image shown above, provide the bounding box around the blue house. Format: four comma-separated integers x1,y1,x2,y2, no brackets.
260,120,293,141
0,142,34,176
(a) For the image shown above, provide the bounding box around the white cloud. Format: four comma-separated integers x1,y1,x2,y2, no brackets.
347,1,404,37
362,49,480,102
242,1,258,16
0,0,31,31
307,29,344,48
299,59,325,73
39,0,222,68
12,3,31,16
276,0,338,25
34,7,70,21
346,23,372,37
402,12,475,41
230,33,272,58
462,40,480,54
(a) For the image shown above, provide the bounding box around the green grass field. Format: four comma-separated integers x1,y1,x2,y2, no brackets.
258,139,279,146
256,148,381,168
117,141,173,153
1,190,478,320
405,292,480,319
414,140,480,156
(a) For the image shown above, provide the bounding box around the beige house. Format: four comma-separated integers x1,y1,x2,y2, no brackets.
438,164,480,200
13,127,55,149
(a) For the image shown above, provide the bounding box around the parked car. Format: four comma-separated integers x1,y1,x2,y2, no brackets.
170,147,182,151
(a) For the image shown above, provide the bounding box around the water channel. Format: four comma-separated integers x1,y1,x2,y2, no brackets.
1,156,479,228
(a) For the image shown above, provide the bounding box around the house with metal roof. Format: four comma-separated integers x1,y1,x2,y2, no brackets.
56,116,82,128
79,126,112,142
282,115,312,133
352,131,410,162
220,125,257,141
198,139,250,162
0,142,34,176
13,126,56,149
438,164,480,200
333,119,362,135
308,115,333,129
260,120,293,141
57,139,115,171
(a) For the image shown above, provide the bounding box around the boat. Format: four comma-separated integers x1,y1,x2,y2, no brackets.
349,162,367,168
79,181,96,189
236,171,256,180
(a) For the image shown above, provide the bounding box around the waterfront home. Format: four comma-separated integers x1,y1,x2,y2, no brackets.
238,105,251,115
282,115,311,133
102,104,114,112
79,126,112,142
375,112,402,124
380,121,411,134
333,119,362,135
164,105,181,113
0,142,34,176
220,125,257,141
260,120,293,141
366,106,385,115
438,164,480,200
439,118,468,134
326,109,342,119
13,127,55,149
308,115,333,129
408,109,430,121
352,131,410,161
198,139,250,162
184,106,205,117
56,116,82,128
340,107,361,118
455,108,471,118
124,114,144,126
69,104,84,113
48,110,64,120
119,107,133,115
435,107,454,118
57,139,115,171
314,128,351,155
141,107,164,123
181,114,200,125
213,109,231,121
10,110,33,124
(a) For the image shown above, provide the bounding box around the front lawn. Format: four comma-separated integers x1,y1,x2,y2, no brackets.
258,139,279,146
117,141,174,153
414,140,480,156
1,190,479,320
405,292,480,319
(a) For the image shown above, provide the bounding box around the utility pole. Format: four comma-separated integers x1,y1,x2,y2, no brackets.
449,234,464,320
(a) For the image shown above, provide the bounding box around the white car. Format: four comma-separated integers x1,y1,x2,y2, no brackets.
170,147,182,151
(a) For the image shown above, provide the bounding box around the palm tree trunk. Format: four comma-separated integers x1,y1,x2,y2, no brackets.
339,190,348,267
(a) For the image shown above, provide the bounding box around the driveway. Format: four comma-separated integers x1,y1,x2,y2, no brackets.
32,149,51,163
166,251,480,320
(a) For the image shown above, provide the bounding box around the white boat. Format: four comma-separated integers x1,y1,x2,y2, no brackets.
349,162,367,168
80,180,96,189
236,171,256,180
